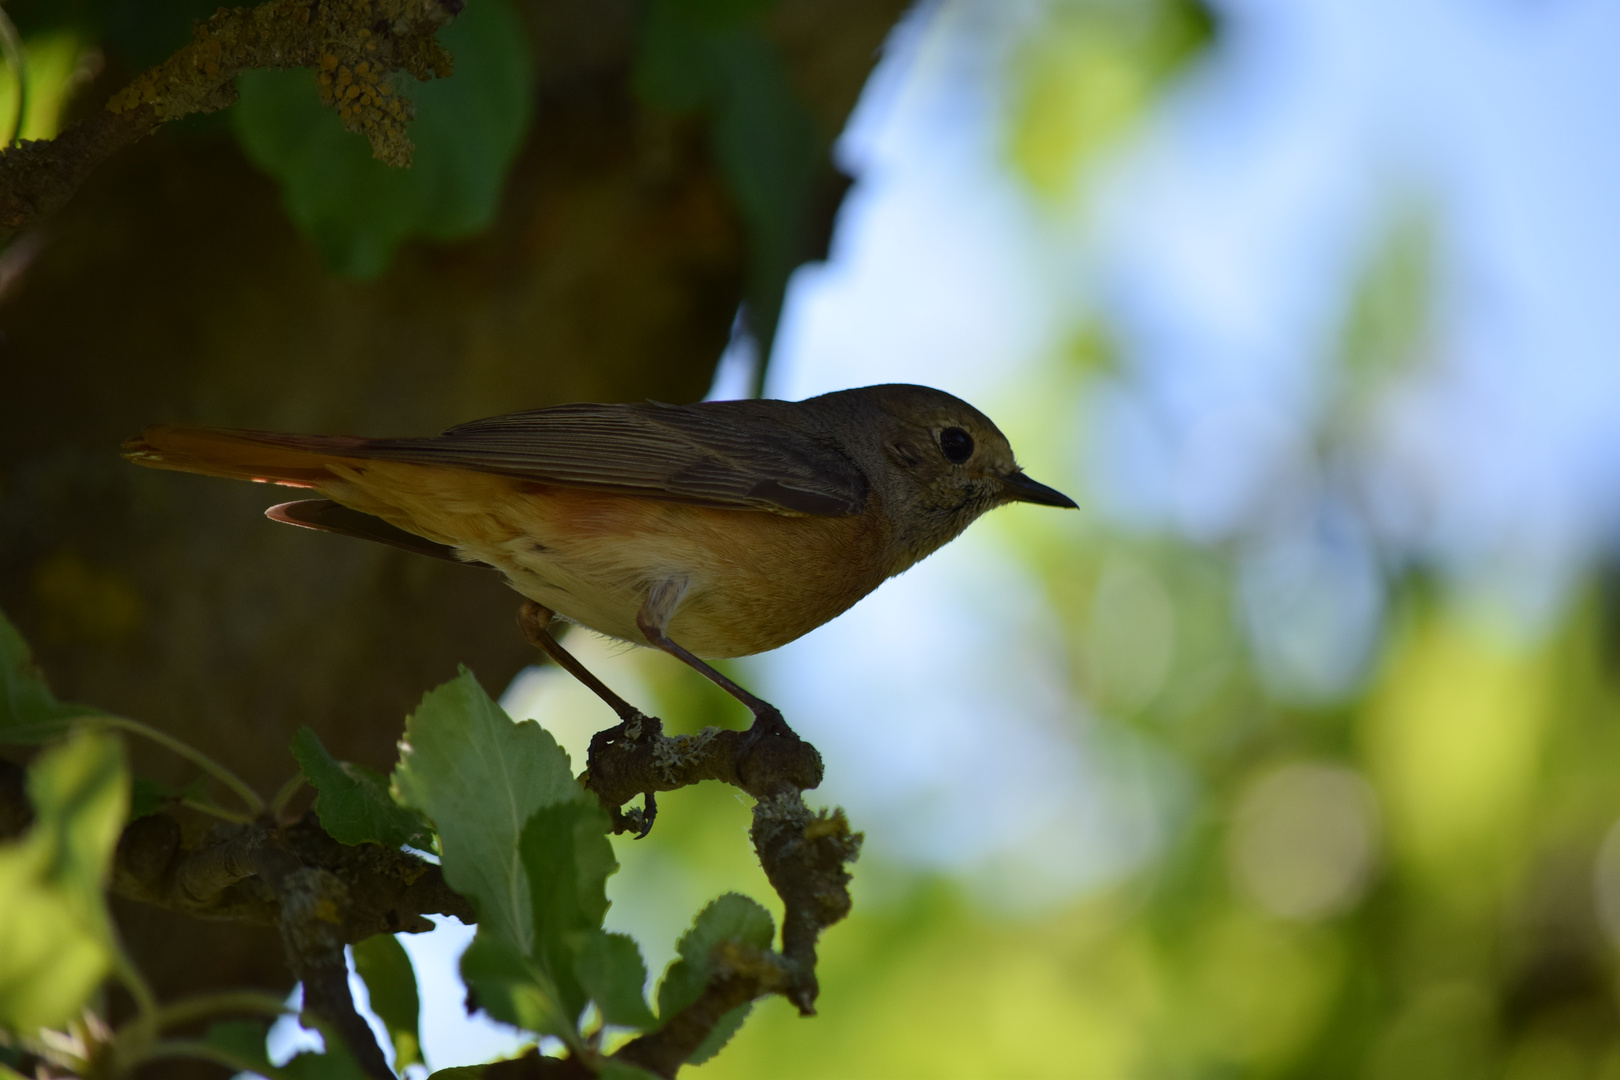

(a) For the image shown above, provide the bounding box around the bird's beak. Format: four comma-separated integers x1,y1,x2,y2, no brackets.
1001,471,1078,509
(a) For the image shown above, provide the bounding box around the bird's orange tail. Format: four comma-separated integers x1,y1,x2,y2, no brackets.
122,425,372,488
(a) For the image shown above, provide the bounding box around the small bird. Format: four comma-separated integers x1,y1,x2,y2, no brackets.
124,384,1075,736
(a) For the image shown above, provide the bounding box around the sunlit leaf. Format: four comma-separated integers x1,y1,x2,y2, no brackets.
0,731,127,1031
232,0,535,277
292,727,431,849
352,933,424,1069
391,667,578,955
0,31,86,141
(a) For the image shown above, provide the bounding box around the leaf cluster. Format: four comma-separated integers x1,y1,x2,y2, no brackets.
0,609,802,1078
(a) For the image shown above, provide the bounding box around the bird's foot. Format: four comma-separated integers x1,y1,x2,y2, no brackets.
620,790,658,839
744,705,795,741
737,706,822,794
587,713,663,837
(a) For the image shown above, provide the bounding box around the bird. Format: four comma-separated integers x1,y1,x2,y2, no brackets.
123,384,1076,741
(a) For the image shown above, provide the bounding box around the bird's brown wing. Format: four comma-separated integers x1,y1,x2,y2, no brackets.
346,399,869,517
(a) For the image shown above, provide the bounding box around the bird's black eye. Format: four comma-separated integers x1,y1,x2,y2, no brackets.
939,427,974,464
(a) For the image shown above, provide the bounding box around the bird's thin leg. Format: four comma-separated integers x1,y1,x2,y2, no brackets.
517,601,648,725
635,581,795,738
519,602,660,837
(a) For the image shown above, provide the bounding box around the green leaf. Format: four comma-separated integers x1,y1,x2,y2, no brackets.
202,1018,277,1074
600,1063,663,1080
575,931,657,1030
0,607,105,742
519,799,617,1023
232,0,535,277
391,667,579,955
352,933,424,1069
127,774,207,821
449,788,626,1045
426,1068,488,1079
655,893,774,1064
0,731,128,1031
208,1016,370,1080
128,776,169,820
459,930,575,1041
521,800,616,947
280,1032,370,1080
686,1000,753,1067
634,1,822,361
293,727,431,849
706,31,821,360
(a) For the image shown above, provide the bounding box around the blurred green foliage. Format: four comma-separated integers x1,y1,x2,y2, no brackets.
1007,0,1215,203
0,30,86,143
0,730,126,1034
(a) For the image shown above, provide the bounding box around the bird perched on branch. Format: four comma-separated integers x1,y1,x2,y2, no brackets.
124,384,1075,740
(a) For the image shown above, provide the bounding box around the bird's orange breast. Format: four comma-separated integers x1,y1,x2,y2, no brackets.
308,459,894,657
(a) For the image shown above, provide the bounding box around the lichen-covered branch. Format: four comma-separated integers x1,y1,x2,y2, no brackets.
583,715,825,822
749,794,859,1013
99,809,474,935
0,0,462,230
585,714,863,1025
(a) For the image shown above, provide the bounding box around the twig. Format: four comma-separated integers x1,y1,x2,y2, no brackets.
3,714,266,816
96,714,267,816
749,794,859,1014
148,990,291,1030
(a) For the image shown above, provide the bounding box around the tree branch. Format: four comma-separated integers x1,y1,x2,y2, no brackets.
584,715,862,1024
0,0,463,231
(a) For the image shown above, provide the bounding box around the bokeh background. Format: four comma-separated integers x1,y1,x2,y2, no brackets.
9,0,1620,1076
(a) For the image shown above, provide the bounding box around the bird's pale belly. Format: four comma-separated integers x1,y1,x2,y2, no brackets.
484,490,893,658
319,462,893,659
